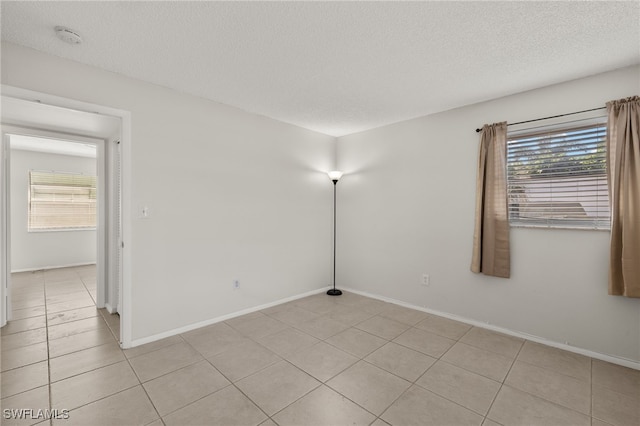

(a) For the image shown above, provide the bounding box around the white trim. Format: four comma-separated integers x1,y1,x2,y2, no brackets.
104,302,116,314
1,85,127,128
1,85,132,348
128,287,331,348
27,228,98,233
0,134,10,327
11,262,96,274
2,125,105,144
96,135,106,309
125,282,640,370
120,110,131,348
106,138,122,315
341,286,640,371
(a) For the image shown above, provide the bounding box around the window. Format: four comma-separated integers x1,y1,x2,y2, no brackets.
507,121,610,230
28,171,97,231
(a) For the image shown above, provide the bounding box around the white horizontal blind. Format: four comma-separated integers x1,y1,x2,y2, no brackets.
507,123,610,229
28,171,97,231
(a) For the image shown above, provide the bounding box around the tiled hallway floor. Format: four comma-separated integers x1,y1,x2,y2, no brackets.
1,266,639,425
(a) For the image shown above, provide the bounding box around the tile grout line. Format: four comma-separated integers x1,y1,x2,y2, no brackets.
44,268,138,421
161,335,272,424
209,332,317,422
47,345,126,385
322,308,431,423
482,334,526,423
136,333,262,423
280,354,384,422
46,330,115,362
513,356,594,384
187,310,388,424
108,295,164,425
11,282,631,425
260,359,323,424
42,270,54,424
132,362,165,425
590,357,594,424
372,325,483,424
502,355,595,419
123,337,185,361
53,380,140,420
220,297,614,424
0,273,47,400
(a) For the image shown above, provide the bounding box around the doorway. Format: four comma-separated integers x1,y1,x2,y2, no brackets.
0,86,131,347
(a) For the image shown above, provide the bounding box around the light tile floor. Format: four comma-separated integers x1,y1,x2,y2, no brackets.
1,266,639,426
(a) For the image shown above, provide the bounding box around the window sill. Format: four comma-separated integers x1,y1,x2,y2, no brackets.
28,227,97,233
510,223,610,232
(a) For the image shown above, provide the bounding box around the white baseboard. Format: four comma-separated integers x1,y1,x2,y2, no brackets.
125,284,639,370
342,286,640,371
104,303,118,314
11,262,96,273
127,286,331,348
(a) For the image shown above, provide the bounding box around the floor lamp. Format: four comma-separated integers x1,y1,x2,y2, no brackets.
327,171,343,296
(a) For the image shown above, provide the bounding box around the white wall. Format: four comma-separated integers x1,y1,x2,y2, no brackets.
1,42,336,342
336,65,640,363
3,42,638,363
10,149,97,271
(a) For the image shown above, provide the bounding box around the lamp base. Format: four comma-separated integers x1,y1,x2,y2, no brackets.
326,289,342,296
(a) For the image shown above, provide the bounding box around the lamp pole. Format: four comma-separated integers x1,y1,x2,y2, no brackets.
327,171,343,296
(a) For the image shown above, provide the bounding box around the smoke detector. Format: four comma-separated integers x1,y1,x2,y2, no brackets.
54,26,82,44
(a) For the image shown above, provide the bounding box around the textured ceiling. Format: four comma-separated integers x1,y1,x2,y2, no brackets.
2,1,639,137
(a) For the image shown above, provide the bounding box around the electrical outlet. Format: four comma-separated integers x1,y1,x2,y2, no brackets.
421,273,430,286
233,280,240,289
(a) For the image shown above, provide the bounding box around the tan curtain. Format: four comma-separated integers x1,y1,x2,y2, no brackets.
471,122,510,278
606,96,640,298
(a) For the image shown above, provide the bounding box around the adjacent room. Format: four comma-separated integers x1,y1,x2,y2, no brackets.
1,2,639,426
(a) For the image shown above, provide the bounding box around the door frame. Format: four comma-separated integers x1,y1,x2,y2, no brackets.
0,134,11,327
3,127,106,305
0,85,132,347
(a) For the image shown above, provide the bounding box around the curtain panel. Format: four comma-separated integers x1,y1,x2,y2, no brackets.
471,122,510,278
606,96,640,298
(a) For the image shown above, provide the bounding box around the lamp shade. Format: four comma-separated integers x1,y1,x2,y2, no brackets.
328,171,343,182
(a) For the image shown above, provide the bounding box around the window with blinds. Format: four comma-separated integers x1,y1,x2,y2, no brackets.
507,122,610,230
28,171,97,231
